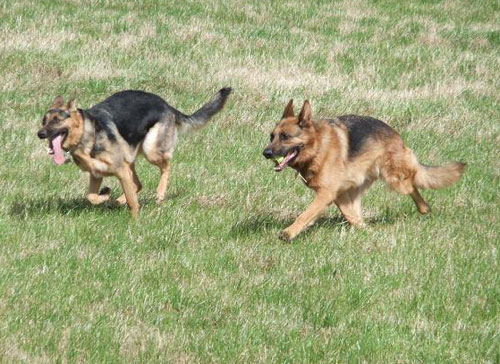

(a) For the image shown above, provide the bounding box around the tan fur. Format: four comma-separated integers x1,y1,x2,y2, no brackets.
64,112,85,148
265,100,466,242
414,163,466,189
40,97,176,218
39,88,230,217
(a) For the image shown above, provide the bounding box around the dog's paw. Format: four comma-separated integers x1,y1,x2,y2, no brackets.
99,187,111,196
418,203,431,215
278,230,293,243
351,220,366,229
116,194,127,205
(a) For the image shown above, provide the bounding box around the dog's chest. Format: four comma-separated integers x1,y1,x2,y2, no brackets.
293,165,316,187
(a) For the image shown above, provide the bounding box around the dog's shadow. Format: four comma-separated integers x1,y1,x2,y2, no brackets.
8,191,185,218
230,214,348,238
230,212,397,238
9,197,122,218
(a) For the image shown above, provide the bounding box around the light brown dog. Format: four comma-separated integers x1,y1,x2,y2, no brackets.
263,100,465,242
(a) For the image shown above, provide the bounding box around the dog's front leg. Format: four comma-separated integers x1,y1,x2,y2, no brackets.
279,188,335,242
87,174,110,205
117,165,140,218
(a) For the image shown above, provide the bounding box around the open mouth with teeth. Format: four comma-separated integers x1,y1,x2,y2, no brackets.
273,147,299,172
48,131,68,165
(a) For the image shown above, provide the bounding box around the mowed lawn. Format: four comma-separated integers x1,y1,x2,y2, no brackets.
0,0,498,363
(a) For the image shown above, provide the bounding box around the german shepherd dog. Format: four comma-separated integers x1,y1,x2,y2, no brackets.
37,87,232,217
263,100,465,242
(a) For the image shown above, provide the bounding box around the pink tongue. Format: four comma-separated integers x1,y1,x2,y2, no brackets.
51,135,65,165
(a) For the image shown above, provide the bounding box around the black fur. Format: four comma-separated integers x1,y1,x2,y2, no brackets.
330,115,396,158
90,143,106,158
83,88,232,145
86,91,177,146
80,109,117,143
179,87,232,127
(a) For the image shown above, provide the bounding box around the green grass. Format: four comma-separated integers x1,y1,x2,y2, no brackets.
0,0,498,363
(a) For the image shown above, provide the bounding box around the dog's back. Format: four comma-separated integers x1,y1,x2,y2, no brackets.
87,88,232,146
327,115,397,159
87,90,178,146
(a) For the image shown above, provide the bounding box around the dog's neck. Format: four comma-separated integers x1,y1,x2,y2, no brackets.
69,111,98,172
291,121,334,186
69,109,97,155
65,109,86,153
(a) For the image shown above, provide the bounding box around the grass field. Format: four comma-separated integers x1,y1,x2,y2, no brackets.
0,0,498,363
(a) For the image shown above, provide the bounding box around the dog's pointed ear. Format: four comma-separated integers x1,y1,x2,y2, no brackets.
298,100,312,127
67,98,77,112
52,96,64,109
282,99,294,119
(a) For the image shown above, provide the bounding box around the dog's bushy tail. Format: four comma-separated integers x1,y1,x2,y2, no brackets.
177,87,232,133
414,162,466,189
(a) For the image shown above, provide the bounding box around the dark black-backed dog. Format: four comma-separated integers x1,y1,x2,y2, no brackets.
38,88,232,217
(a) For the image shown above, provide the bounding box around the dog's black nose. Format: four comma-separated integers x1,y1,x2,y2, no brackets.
263,148,273,159
37,129,48,139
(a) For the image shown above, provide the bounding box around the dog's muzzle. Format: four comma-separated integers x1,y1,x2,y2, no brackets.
263,148,273,159
37,129,48,139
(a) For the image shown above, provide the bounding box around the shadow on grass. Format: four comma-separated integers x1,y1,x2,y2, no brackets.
8,190,185,218
9,197,123,218
230,210,397,238
229,215,284,237
230,213,347,238
366,213,397,226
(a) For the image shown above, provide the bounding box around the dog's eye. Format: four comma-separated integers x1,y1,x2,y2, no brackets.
280,133,290,141
59,111,70,119
270,133,274,142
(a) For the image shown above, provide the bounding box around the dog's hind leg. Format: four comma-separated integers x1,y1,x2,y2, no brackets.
379,142,431,215
410,187,431,215
155,159,172,204
116,163,142,205
383,172,431,214
380,148,431,215
87,175,110,205
385,175,431,215
142,117,176,204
